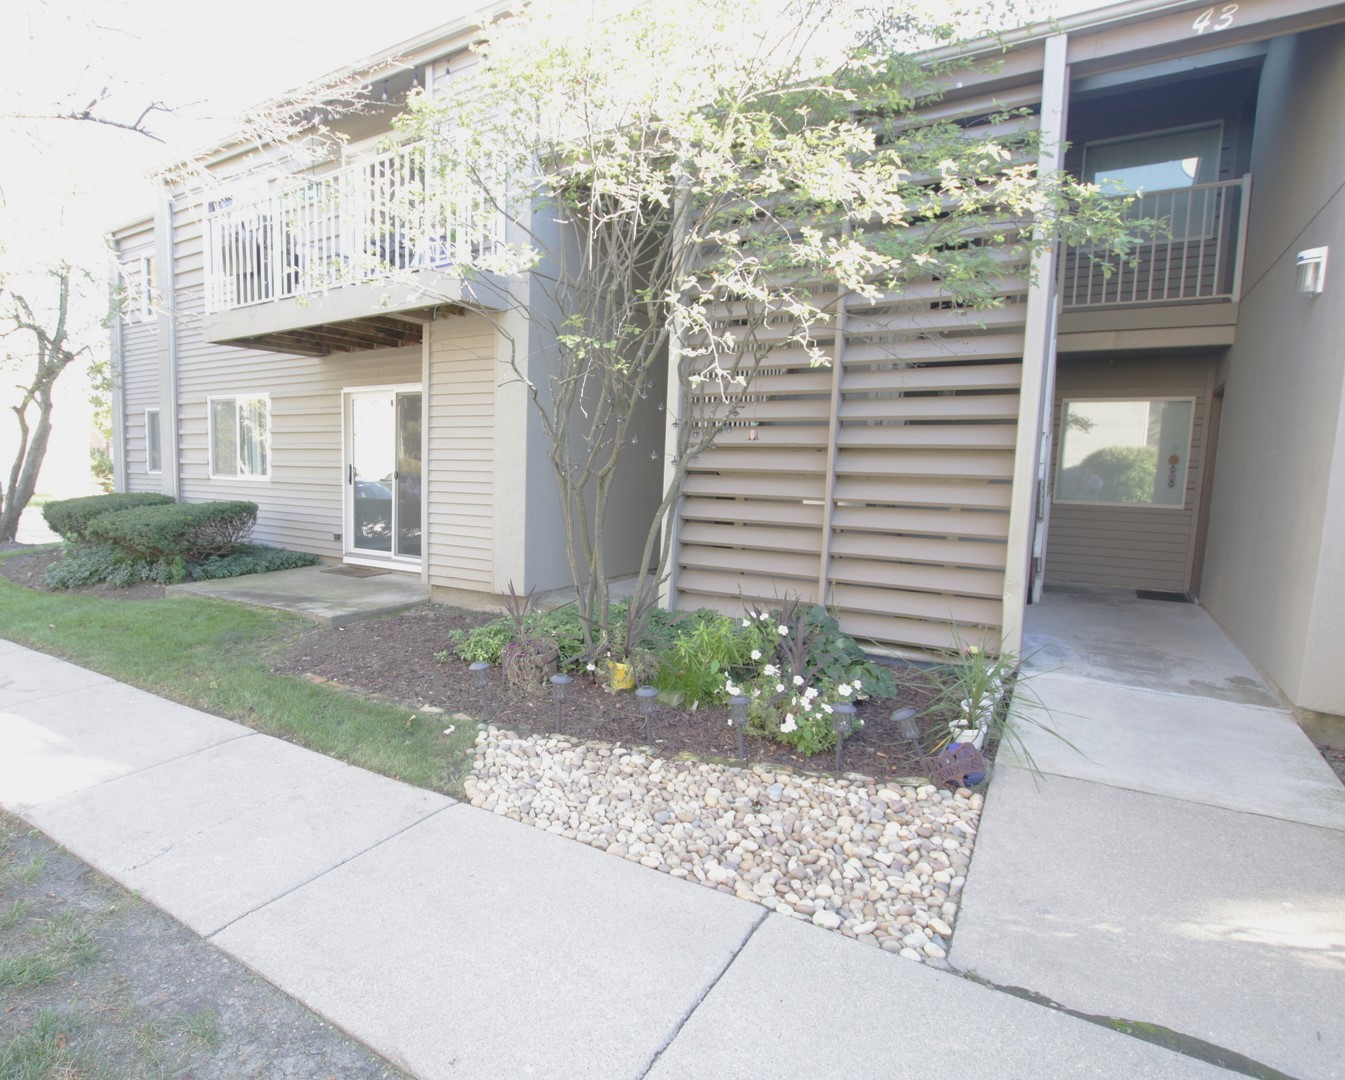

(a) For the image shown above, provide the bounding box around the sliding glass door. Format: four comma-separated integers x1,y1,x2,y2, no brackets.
344,387,422,561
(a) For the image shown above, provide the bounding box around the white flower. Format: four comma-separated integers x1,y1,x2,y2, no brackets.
837,683,853,696
803,686,819,701
750,649,762,661
763,663,778,677
821,702,833,714
780,714,798,734
758,612,771,622
725,681,741,696
778,624,789,635
775,683,786,693
752,687,761,697
586,662,596,672
742,618,752,628
792,674,804,686
801,698,812,712
853,678,863,690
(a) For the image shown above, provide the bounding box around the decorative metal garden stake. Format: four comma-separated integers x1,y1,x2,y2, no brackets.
469,661,491,716
636,685,658,744
832,703,857,773
729,695,750,763
892,706,920,755
549,673,572,734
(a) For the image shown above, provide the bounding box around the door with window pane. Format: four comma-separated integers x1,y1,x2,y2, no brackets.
344,388,422,561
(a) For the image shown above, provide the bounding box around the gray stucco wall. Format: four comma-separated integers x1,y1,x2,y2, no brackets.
1200,23,1345,715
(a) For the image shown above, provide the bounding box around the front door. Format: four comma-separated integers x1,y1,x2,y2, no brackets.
344,387,422,563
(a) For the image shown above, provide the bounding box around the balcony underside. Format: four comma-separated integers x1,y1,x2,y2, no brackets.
201,272,497,355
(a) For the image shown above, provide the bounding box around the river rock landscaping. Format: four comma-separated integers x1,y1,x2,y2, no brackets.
466,726,981,964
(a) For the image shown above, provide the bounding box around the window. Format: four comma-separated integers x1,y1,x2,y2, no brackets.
209,395,270,478
145,409,161,474
1055,398,1194,508
121,254,155,320
1082,124,1222,194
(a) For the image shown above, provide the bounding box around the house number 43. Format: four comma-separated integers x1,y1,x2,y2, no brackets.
1192,4,1238,33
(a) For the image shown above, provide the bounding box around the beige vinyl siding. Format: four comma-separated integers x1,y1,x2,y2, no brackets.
426,314,495,591
1045,355,1216,592
168,199,422,554
673,87,1041,653
114,221,161,493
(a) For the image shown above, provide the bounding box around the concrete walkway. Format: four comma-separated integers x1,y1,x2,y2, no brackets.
0,634,1336,1079
167,564,431,626
948,588,1345,1080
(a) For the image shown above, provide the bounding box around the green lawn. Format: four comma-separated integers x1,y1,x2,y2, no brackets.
0,549,477,796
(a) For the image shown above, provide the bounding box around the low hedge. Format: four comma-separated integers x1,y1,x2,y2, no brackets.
85,500,258,562
43,542,318,589
42,492,175,541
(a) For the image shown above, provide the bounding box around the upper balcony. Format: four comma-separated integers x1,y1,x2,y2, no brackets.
1057,176,1250,351
1062,177,1250,308
201,140,506,354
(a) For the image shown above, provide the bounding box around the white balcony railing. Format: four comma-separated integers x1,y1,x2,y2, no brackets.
1061,175,1250,308
204,141,499,314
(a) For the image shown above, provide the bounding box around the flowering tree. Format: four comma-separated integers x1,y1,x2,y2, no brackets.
395,0,1141,654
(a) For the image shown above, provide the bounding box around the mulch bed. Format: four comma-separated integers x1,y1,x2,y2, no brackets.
272,605,945,783
0,544,958,784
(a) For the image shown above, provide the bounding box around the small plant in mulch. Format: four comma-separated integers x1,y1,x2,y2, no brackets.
499,634,560,691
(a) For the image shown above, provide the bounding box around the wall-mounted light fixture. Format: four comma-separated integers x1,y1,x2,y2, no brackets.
1297,247,1328,295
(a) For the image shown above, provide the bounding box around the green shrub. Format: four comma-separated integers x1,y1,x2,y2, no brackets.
41,492,174,541
86,501,257,562
655,609,769,708
183,545,319,580
43,544,162,589
43,542,319,590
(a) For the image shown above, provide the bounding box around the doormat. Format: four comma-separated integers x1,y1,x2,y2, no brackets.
320,566,391,578
1135,590,1194,603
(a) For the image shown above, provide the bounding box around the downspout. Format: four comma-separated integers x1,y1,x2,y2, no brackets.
107,248,128,493
154,186,181,500
420,323,431,584
1001,32,1069,656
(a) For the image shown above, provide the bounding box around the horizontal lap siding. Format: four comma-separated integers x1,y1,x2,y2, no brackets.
676,80,1043,651
1045,356,1214,592
427,315,495,592
170,203,421,555
115,222,160,492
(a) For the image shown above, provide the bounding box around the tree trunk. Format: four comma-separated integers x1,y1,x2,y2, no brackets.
1,266,82,542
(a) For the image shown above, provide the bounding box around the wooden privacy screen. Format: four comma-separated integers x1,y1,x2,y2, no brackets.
675,88,1043,655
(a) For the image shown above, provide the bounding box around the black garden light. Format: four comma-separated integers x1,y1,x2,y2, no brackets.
469,661,491,716
832,702,857,773
549,673,572,734
636,685,658,744
892,706,920,756
729,695,749,763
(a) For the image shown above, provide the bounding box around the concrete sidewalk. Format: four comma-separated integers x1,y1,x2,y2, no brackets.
948,592,1345,1080
0,638,1298,1079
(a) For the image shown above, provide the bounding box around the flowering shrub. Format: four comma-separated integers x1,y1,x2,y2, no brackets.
713,599,897,756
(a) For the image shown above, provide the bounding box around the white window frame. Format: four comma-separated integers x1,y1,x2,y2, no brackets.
1054,396,1195,510
207,394,272,480
145,408,162,474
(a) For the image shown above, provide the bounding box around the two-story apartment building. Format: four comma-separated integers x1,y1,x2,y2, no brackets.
110,0,1345,723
